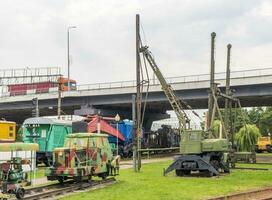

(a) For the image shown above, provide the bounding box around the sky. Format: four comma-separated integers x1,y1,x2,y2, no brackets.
1,0,272,85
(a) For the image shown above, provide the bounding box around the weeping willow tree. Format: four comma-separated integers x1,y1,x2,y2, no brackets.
211,120,221,138
235,124,261,152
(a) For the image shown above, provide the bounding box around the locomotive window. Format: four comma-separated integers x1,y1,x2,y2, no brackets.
102,138,108,148
189,133,197,141
76,138,86,146
9,126,13,131
41,129,46,138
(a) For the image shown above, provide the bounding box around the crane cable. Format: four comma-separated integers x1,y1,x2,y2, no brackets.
138,25,150,129
139,23,203,129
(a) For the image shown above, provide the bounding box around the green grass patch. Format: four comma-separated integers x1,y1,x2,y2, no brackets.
60,161,272,200
256,153,272,157
236,163,272,169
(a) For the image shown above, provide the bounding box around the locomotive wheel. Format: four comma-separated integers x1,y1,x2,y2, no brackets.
15,188,25,199
205,170,214,177
267,145,272,153
175,169,184,176
75,176,82,183
175,169,190,176
57,177,64,184
210,159,220,171
87,175,92,184
45,159,53,167
101,173,107,180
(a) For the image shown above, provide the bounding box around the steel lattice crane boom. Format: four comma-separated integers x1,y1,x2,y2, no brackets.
137,28,231,177
139,46,201,132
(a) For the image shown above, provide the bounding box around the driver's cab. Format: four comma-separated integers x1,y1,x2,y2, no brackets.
180,130,203,154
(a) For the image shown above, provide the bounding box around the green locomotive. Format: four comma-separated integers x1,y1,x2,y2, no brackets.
45,133,120,183
23,117,72,166
0,143,38,199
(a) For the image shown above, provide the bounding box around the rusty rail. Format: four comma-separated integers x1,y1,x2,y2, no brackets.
207,187,272,200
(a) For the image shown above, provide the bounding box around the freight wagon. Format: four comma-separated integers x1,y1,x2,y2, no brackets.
8,77,76,96
0,121,16,143
22,117,72,166
8,82,57,96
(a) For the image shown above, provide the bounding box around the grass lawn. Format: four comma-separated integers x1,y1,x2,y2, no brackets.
256,153,272,157
236,163,272,169
60,161,272,200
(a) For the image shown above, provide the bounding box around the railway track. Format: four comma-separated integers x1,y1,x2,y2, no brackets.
208,186,272,200
18,177,116,200
232,167,271,171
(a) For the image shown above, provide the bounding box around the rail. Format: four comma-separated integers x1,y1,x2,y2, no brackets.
21,177,116,200
207,186,272,200
138,147,179,158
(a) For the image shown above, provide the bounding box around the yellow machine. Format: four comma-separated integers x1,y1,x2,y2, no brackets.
256,137,272,153
0,121,16,143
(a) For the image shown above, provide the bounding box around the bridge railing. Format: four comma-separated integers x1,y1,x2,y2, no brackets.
1,67,272,97
76,67,272,91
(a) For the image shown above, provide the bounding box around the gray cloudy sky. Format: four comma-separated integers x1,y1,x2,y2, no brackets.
0,0,272,84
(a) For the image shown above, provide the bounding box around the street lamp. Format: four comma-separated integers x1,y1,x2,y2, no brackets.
115,114,120,156
67,26,77,91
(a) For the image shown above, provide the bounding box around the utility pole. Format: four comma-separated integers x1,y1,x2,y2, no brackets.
67,26,76,91
132,94,137,172
136,14,142,171
115,114,120,156
207,32,216,131
97,110,101,134
57,81,62,119
225,44,232,141
32,98,39,117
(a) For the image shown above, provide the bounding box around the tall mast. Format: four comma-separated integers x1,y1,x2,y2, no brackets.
225,44,232,139
135,14,141,171
207,32,216,130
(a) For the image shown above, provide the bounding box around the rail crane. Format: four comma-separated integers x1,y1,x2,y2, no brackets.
139,45,230,177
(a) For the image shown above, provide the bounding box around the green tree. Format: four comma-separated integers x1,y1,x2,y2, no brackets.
211,120,221,138
259,107,272,136
247,107,263,128
235,124,261,152
215,107,248,133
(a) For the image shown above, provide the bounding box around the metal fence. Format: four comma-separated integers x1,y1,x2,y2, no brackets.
76,67,272,91
1,67,272,98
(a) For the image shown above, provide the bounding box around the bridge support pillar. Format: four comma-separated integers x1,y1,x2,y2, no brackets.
143,112,171,131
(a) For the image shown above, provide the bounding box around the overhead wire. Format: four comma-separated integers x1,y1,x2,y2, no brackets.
138,23,150,128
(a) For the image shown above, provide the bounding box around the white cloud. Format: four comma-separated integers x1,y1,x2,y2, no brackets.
0,0,271,84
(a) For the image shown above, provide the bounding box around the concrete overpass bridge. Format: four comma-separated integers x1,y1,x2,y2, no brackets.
0,67,271,129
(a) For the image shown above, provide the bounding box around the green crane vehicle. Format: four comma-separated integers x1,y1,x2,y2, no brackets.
139,41,230,176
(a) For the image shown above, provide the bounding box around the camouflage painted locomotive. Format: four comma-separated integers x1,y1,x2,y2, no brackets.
45,133,120,183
